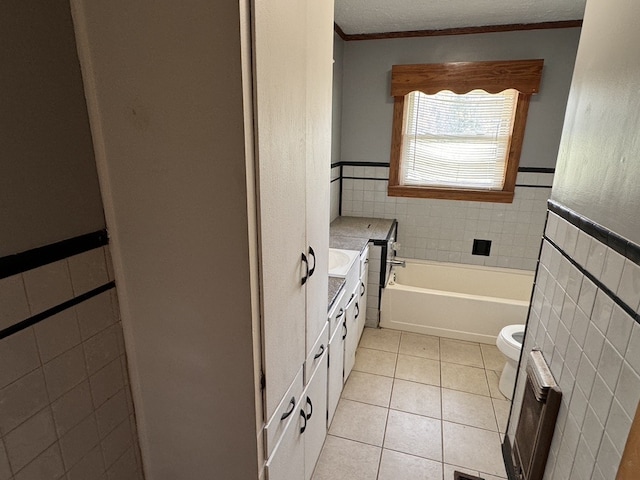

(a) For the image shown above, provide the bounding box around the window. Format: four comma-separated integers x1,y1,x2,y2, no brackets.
388,60,543,203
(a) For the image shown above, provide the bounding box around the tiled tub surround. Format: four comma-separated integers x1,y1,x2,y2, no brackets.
506,204,640,480
0,244,144,480
334,163,553,271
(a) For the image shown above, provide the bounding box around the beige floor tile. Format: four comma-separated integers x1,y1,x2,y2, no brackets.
359,328,401,353
486,370,508,400
399,332,440,360
342,371,393,408
481,344,506,372
390,379,441,419
442,422,505,477
353,348,397,377
395,355,440,386
329,399,388,446
441,362,489,396
441,389,497,431
311,435,381,480
440,338,484,368
384,409,442,462
378,449,443,480
443,463,479,479
492,398,511,434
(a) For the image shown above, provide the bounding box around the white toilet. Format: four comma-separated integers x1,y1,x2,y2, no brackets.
496,324,525,399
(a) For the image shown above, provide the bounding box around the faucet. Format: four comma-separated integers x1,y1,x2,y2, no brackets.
387,259,406,268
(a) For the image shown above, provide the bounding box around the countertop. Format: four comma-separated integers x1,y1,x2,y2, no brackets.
327,216,396,309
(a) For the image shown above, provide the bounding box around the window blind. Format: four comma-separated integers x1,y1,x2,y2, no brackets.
400,89,518,190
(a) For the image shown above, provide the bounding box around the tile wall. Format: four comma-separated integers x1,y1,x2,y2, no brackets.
335,164,553,271
507,207,640,480
0,246,144,480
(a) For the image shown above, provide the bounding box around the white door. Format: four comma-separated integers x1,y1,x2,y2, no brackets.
303,0,332,356
254,0,308,420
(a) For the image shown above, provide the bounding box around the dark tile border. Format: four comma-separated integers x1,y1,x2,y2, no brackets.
548,199,640,268
0,281,116,340
0,230,109,280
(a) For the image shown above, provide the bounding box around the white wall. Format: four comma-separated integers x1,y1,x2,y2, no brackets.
551,1,640,244
0,1,105,256
507,0,640,478
71,1,260,478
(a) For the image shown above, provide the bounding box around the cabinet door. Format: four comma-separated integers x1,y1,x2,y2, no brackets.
265,401,305,480
254,0,308,420
303,0,332,356
343,291,360,382
303,348,328,480
357,265,369,339
327,325,345,427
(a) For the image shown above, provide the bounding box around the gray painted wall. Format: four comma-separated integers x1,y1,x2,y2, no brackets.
551,0,640,244
0,1,105,257
332,34,344,164
339,28,581,168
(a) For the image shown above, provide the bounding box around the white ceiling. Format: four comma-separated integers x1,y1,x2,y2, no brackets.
334,0,586,35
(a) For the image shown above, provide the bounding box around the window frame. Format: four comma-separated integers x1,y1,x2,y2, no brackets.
388,59,544,203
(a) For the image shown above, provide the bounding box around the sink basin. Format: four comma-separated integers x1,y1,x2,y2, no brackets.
328,248,359,277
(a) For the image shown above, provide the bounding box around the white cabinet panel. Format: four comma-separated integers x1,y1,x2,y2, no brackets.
265,399,305,480
327,323,345,427
343,287,360,382
303,347,328,480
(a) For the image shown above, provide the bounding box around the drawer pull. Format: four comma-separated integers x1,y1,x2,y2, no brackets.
360,282,365,296
336,308,344,319
305,396,313,420
355,302,359,319
301,253,309,285
308,246,316,278
281,396,296,420
299,409,307,434
314,344,325,360
342,321,347,340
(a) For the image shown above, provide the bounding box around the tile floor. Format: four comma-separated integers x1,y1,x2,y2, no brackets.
312,328,511,480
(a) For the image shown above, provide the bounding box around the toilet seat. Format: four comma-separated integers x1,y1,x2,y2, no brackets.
497,324,524,361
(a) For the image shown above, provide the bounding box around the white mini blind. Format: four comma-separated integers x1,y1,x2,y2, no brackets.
400,89,518,190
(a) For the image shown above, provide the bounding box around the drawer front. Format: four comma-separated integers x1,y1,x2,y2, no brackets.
305,322,329,384
328,290,347,338
265,367,304,459
359,244,370,277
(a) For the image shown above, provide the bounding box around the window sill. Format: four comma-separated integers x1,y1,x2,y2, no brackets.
387,184,515,203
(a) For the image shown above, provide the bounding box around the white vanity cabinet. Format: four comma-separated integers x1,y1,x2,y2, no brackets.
343,246,370,382
327,289,347,426
265,341,329,480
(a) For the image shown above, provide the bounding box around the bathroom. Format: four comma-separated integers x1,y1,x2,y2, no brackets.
2,1,640,480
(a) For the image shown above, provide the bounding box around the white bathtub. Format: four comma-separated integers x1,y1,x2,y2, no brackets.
380,259,534,344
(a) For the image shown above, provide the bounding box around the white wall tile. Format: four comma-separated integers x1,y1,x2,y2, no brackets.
13,443,64,480
23,260,73,315
95,389,128,439
601,248,625,293
66,444,105,480
89,358,124,408
84,325,120,376
624,321,640,375
101,418,132,468
34,308,81,364
605,399,632,455
0,328,40,389
597,340,623,392
569,437,594,480
581,406,604,456
577,278,597,317
0,438,10,480
75,292,117,341
67,249,109,297
582,323,605,367
575,354,596,403
0,274,30,331
59,414,99,470
615,360,640,419
595,433,622,480
0,369,49,435
4,407,57,472
606,304,633,357
589,374,613,425
573,231,592,268
617,259,640,312
51,380,94,437
43,345,88,401
586,239,607,280
590,291,613,335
